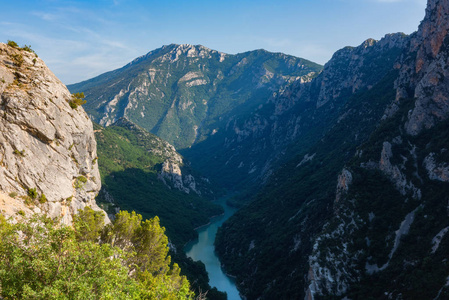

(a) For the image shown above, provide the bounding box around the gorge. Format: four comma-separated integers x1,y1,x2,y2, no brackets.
0,0,448,299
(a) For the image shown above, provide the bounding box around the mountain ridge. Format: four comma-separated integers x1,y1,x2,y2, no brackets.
68,43,322,149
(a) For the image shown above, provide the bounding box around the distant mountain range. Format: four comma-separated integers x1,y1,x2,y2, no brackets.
68,44,321,150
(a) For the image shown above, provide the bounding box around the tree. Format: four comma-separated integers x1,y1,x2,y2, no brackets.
72,206,105,242
0,210,196,299
0,215,137,299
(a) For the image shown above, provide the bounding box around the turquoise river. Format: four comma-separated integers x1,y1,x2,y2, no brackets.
185,196,241,300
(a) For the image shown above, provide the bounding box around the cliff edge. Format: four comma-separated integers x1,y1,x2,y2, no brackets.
0,42,104,224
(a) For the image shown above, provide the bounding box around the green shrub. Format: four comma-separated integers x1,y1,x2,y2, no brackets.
11,53,24,67
27,188,37,199
39,193,47,204
69,92,86,109
0,212,195,299
75,176,87,189
7,40,18,48
21,44,35,54
8,192,17,198
13,149,25,157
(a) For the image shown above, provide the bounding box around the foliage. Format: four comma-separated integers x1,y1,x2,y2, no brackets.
7,40,18,48
74,175,87,189
72,206,105,242
27,188,37,199
94,122,222,246
0,210,195,299
11,53,24,67
38,193,47,204
13,149,25,157
69,92,86,109
21,44,36,55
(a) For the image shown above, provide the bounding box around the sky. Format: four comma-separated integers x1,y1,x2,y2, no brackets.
1,0,427,85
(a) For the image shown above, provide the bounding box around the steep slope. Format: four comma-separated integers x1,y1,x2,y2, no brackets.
215,47,405,299
216,0,449,299
0,42,103,224
308,0,449,298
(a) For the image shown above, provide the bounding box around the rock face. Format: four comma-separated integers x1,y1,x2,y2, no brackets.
396,0,449,135
304,0,449,298
0,43,103,224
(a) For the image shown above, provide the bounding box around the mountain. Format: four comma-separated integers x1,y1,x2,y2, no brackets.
215,0,449,299
68,45,322,192
0,42,104,224
184,33,407,194
68,44,321,150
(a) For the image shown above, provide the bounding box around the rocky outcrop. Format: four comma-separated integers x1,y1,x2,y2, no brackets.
395,0,449,135
158,160,200,195
310,33,408,108
335,168,352,203
0,43,104,224
424,152,449,182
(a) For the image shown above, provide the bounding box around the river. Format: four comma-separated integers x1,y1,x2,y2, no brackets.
185,196,241,300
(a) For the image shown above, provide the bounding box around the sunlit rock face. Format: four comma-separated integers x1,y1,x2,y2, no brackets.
0,42,104,225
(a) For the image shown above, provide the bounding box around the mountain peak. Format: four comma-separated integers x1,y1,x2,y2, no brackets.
163,43,227,60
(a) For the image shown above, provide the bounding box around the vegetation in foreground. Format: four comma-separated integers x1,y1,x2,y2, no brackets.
0,208,200,299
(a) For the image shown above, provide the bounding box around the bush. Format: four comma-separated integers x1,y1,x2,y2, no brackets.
69,92,86,109
0,212,195,299
21,44,35,54
74,176,87,189
11,53,24,67
13,149,25,157
7,40,18,48
8,192,17,198
38,193,47,204
27,188,37,199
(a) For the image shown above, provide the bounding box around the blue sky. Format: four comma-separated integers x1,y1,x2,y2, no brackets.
1,0,427,84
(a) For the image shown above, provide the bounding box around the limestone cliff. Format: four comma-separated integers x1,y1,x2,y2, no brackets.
395,0,449,135
0,42,103,224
